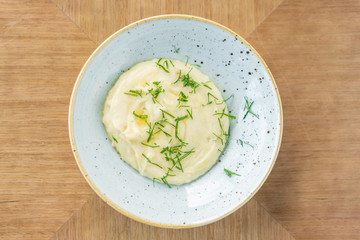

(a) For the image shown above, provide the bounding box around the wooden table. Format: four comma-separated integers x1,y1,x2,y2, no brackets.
1,0,359,239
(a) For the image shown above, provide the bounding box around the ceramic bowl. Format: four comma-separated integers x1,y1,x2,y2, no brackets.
69,14,282,228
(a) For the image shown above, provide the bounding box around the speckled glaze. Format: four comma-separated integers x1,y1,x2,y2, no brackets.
69,15,282,228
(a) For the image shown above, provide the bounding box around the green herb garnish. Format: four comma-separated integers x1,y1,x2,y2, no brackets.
153,177,161,186
133,111,148,119
178,148,195,161
173,70,182,84
218,118,228,136
216,94,234,105
174,121,180,141
153,81,161,85
213,107,236,120
186,108,193,119
112,136,118,143
202,102,213,107
175,114,189,122
142,153,163,169
141,142,160,148
207,92,218,104
243,97,259,119
213,132,224,145
124,89,143,97
178,91,188,104
155,62,170,73
148,86,164,103
160,109,175,118
224,168,241,177
180,70,200,93
169,59,175,67
236,139,254,148
185,56,189,66
176,157,184,172
146,122,155,142
161,176,172,188
163,119,175,127
158,128,171,137
173,45,180,53
201,82,212,90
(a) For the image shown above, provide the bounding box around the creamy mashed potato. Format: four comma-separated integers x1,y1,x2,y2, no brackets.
103,59,230,186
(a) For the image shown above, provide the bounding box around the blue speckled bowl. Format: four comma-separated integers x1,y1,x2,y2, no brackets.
69,15,282,228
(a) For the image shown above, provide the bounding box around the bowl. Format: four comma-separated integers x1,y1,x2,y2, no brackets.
69,14,283,228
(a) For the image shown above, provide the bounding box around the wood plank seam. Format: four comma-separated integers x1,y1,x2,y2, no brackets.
254,198,296,239
246,0,286,38
51,193,97,238
50,0,97,45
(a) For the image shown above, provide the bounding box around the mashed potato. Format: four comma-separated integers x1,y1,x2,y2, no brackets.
103,59,230,186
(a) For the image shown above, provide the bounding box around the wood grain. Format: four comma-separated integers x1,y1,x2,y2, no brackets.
3,0,360,239
51,0,284,44
247,0,360,239
0,0,291,239
52,195,294,240
0,0,96,239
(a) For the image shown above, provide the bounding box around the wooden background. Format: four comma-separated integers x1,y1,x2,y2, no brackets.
1,0,360,239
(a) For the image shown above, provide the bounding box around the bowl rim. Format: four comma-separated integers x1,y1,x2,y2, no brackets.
68,14,283,228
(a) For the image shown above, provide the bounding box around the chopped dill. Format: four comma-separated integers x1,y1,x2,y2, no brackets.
146,122,155,142
177,91,188,103
202,101,213,107
180,70,200,93
216,94,234,105
173,45,180,53
218,118,228,136
201,82,212,90
236,139,254,148
141,142,160,148
213,132,224,145
112,136,118,143
148,86,164,103
124,89,142,97
186,108,193,119
207,92,218,104
142,153,163,169
155,62,170,73
224,168,241,177
173,70,182,84
132,111,148,119
160,109,175,118
161,176,171,188
153,177,161,186
213,107,236,119
175,114,189,122
243,97,259,119
158,128,171,137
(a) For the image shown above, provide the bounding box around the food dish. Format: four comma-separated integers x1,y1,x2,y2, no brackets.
69,14,282,227
102,59,230,186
